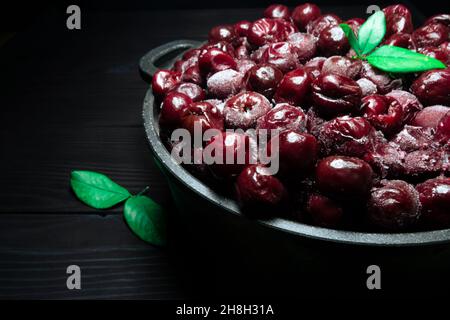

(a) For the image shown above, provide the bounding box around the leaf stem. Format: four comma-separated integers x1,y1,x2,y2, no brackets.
137,186,150,196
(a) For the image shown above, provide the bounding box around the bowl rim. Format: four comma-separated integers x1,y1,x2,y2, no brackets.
143,88,450,247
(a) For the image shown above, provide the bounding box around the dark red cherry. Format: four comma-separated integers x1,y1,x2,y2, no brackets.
363,142,406,179
368,180,420,231
170,82,205,102
317,116,375,157
198,48,236,76
234,20,252,37
384,33,416,50
321,56,362,79
159,92,192,129
256,103,307,136
411,105,450,129
208,25,236,43
206,131,253,178
182,48,201,60
152,69,181,97
268,130,318,176
180,101,224,136
391,125,434,153
411,69,450,106
306,14,341,37
416,176,450,228
223,91,272,129
425,14,450,28
317,25,349,56
273,68,311,106
413,23,449,48
264,4,290,20
360,94,404,135
311,73,362,118
357,78,378,97
404,148,444,178
248,18,288,47
244,64,283,99
291,3,322,31
316,156,373,198
207,69,244,99
383,4,413,37
346,18,365,33
306,193,344,228
182,65,203,85
287,32,317,63
261,41,300,73
235,164,286,212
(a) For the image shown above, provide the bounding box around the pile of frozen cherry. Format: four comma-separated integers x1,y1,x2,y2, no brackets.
152,3,450,232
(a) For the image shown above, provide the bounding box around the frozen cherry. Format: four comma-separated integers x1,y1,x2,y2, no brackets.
198,48,236,76
206,131,253,178
311,73,362,118
317,116,375,157
287,32,317,63
411,69,450,106
182,48,201,60
256,103,307,136
223,91,272,129
201,41,235,57
357,78,378,97
360,94,404,135
360,62,402,94
363,142,406,178
268,130,318,176
291,3,321,31
321,56,362,79
391,125,434,152
413,23,449,48
306,193,344,228
264,4,290,20
306,14,341,37
416,176,450,227
159,92,192,129
244,64,283,99
207,69,244,99
384,33,416,50
304,56,326,79
235,164,286,213
261,41,300,73
236,59,256,75
404,148,444,178
234,20,252,37
170,82,206,102
317,25,349,56
411,105,450,129
368,180,420,231
386,90,423,123
180,101,224,136
274,68,312,106
248,18,287,47
383,4,413,37
208,25,236,43
436,111,450,141
152,69,181,97
316,156,373,198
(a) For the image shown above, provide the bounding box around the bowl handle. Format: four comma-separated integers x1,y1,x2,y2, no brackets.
139,40,202,82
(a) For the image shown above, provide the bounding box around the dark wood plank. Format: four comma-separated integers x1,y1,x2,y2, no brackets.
0,214,183,299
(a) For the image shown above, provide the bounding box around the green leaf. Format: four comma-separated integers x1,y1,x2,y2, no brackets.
124,196,166,246
367,45,447,73
357,11,386,55
340,23,361,56
70,170,131,209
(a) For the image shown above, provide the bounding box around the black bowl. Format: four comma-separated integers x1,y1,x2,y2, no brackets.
141,40,450,296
